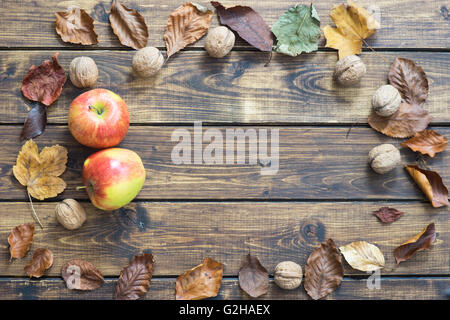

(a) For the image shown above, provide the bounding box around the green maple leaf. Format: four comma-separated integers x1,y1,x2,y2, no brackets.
272,4,321,56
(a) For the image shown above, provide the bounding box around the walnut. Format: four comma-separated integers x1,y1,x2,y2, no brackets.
55,199,87,230
333,55,366,86
204,26,235,58
372,84,401,117
274,261,303,290
132,46,164,78
368,144,401,174
69,56,98,88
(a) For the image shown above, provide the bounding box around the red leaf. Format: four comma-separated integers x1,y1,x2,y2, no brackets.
373,207,405,223
8,223,35,259
401,130,448,157
238,254,268,298
394,223,436,265
24,248,54,278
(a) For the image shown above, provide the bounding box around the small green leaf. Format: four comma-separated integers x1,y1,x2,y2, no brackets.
272,4,321,56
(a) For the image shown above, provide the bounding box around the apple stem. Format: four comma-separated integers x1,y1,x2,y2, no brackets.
77,186,87,191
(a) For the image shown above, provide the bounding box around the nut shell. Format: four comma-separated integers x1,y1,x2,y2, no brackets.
69,57,98,88
274,261,303,290
132,47,164,78
334,55,366,86
55,199,87,230
368,144,401,174
204,26,235,58
372,85,402,117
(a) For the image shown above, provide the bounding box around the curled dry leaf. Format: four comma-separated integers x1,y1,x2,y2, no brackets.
20,103,47,141
304,239,343,300
24,248,54,278
394,223,436,265
165,3,213,59
109,0,149,49
238,254,269,298
373,207,405,223
211,1,273,52
55,7,98,45
176,257,223,300
339,241,385,272
401,130,448,157
61,259,104,290
405,165,448,208
114,253,154,300
8,223,35,259
21,53,66,107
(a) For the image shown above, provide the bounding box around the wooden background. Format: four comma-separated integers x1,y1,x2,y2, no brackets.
0,0,449,300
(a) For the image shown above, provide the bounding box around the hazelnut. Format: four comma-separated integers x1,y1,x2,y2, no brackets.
334,55,366,86
69,57,98,88
368,144,401,174
132,46,164,78
274,261,303,290
204,26,235,58
55,199,87,230
372,84,402,117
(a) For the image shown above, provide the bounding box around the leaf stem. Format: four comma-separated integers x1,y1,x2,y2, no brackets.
27,191,43,229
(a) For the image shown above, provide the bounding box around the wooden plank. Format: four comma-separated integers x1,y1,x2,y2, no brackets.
0,1,449,49
0,202,447,276
1,51,449,124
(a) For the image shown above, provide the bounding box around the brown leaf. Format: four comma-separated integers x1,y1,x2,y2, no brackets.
304,239,343,300
55,7,98,45
176,257,223,300
211,1,273,52
394,223,436,265
114,253,154,300
109,0,149,49
164,3,213,59
405,165,448,208
238,254,269,298
401,130,448,157
8,223,35,259
24,248,54,278
61,259,104,290
20,103,47,141
373,207,405,223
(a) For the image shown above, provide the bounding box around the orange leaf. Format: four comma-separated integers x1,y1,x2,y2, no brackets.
8,223,35,259
24,248,54,278
394,223,436,265
405,165,448,208
401,130,448,157
55,7,98,45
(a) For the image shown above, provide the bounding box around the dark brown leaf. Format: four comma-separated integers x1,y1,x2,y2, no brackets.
401,130,448,157
114,253,154,300
394,223,436,265
109,0,149,49
55,7,98,45
24,248,54,278
20,103,47,141
238,254,268,298
211,1,273,52
304,239,343,300
405,165,448,207
8,223,34,259
373,207,405,223
21,53,66,106
61,259,104,290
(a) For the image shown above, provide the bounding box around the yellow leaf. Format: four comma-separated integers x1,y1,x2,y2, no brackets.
339,241,385,272
323,0,380,59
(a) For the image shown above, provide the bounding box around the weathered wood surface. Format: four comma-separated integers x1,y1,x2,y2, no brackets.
0,0,449,49
1,51,449,124
0,202,447,276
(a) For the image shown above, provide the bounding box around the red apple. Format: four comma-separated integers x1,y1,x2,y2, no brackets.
82,148,146,210
69,88,129,149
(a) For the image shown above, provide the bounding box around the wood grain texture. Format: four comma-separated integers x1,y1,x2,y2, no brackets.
0,1,449,49
0,202,447,276
1,51,449,124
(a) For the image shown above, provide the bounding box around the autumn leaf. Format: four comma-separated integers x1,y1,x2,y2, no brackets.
114,253,154,300
339,241,385,272
401,130,448,157
109,0,149,49
238,254,269,298
20,103,46,141
176,257,223,300
61,259,104,290
405,165,448,208
211,1,273,52
24,248,54,278
304,239,343,300
8,223,35,259
272,4,321,56
323,0,380,59
373,207,405,223
164,3,212,59
55,7,98,45
394,223,436,265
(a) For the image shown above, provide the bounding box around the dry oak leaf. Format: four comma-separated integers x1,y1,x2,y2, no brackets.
373,207,405,223
13,139,68,200
394,223,436,265
176,257,223,300
401,130,448,157
323,0,380,59
339,241,385,272
55,7,98,45
62,259,104,290
304,239,344,300
21,53,66,106
238,254,269,298
114,253,154,300
164,2,213,59
24,248,54,278
405,165,448,208
8,223,35,259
